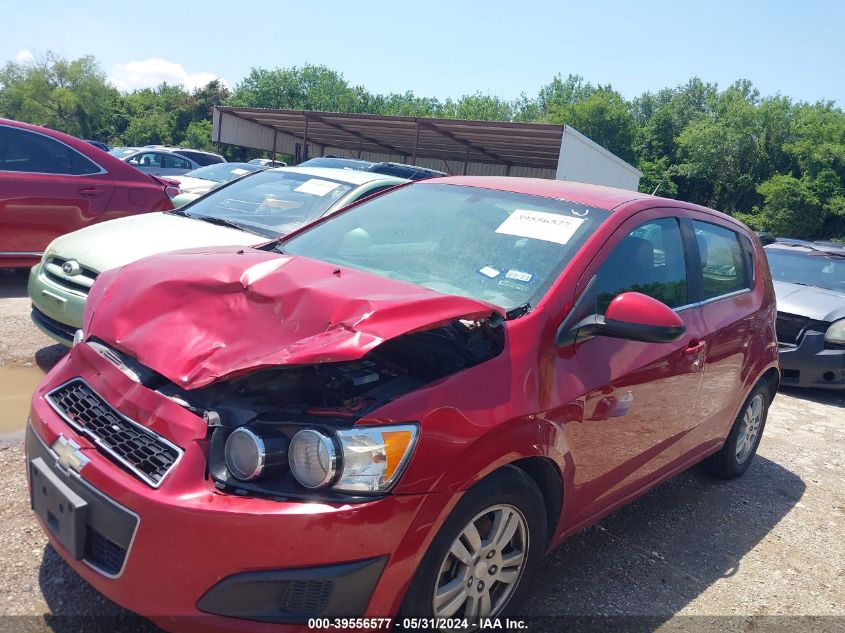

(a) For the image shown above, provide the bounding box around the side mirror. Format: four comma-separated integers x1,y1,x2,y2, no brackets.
557,291,685,347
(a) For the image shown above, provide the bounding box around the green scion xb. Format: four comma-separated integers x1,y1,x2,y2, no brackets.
28,166,407,344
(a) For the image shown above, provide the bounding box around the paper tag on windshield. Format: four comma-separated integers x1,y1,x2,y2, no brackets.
231,168,248,175
495,209,585,245
478,266,501,278
294,179,341,196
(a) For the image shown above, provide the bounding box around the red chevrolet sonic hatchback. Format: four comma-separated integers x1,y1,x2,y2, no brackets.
26,177,778,631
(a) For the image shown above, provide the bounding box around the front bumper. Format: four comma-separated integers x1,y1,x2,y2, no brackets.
778,331,845,389
25,344,441,631
27,263,87,346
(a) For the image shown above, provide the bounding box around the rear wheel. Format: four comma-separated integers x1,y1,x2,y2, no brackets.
704,382,770,478
401,467,547,625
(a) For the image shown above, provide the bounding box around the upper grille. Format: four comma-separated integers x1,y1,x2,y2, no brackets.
43,257,98,294
776,312,828,346
46,379,182,487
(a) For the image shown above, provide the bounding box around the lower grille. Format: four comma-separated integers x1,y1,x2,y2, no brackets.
46,379,182,487
85,526,127,576
281,580,334,615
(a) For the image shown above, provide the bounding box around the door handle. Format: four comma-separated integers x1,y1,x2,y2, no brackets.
78,188,105,197
685,340,706,355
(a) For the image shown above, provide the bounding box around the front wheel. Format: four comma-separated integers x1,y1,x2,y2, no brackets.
400,467,547,624
704,382,770,479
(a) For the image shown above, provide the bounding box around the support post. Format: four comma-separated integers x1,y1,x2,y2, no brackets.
302,114,310,163
411,122,421,165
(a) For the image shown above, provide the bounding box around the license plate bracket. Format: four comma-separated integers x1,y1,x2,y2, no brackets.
30,457,88,559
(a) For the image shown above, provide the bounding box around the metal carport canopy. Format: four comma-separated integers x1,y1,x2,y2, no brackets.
212,107,568,175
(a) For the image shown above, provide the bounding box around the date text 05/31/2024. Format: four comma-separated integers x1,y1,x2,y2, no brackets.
307,618,529,630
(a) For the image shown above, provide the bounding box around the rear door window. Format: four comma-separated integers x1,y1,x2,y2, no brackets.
0,126,100,175
179,151,222,166
594,217,688,314
163,153,191,170
692,221,749,300
128,152,164,168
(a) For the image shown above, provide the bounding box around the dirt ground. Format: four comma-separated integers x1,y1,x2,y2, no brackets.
0,268,842,632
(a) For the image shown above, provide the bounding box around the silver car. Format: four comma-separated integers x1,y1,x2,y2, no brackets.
765,242,845,389
109,146,226,176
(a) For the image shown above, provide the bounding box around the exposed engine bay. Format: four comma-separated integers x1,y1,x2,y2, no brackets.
164,316,503,426
89,317,503,500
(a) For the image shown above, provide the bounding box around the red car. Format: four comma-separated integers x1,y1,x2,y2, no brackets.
26,177,778,631
0,118,175,268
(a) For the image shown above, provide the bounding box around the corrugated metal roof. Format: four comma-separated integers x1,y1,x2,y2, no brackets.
213,107,566,171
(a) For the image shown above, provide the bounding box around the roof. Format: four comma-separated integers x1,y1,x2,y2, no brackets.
215,107,568,170
273,165,408,186
766,242,845,256
419,175,652,211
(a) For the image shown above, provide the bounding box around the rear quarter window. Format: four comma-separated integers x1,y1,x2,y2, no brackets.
692,220,749,300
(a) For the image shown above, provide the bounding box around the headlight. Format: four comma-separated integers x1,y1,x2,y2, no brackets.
334,424,418,493
225,427,288,481
825,319,845,345
288,424,418,493
288,429,338,488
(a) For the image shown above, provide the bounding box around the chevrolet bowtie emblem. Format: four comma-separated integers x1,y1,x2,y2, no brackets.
51,436,90,473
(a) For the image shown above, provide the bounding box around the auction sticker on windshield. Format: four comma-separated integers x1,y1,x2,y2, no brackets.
495,209,585,245
294,179,341,196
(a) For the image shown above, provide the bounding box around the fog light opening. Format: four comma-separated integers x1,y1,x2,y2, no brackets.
822,371,836,382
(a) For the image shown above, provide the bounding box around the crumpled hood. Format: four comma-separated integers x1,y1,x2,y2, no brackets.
86,247,499,388
773,280,845,322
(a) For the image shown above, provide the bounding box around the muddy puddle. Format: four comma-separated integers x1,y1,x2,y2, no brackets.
0,365,45,435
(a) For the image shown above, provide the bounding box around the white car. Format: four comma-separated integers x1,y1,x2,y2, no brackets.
170,162,267,198
109,147,226,176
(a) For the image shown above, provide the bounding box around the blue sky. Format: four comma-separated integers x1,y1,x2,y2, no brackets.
3,0,844,105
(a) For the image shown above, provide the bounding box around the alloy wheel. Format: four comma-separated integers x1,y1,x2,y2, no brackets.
736,393,764,463
432,504,528,621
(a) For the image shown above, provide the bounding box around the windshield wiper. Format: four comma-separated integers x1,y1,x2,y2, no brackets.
167,208,193,217
188,214,272,237
505,303,531,320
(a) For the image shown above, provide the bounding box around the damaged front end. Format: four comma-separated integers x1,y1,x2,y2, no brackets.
82,247,506,501
90,316,503,501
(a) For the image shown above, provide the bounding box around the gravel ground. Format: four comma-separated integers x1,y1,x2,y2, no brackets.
0,271,842,632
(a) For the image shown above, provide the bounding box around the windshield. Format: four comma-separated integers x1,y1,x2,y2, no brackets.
767,248,845,292
282,183,611,311
183,162,263,183
109,147,140,159
179,169,355,238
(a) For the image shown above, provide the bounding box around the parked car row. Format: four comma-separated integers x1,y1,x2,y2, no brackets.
168,161,268,207
22,165,782,629
28,165,407,343
109,145,226,176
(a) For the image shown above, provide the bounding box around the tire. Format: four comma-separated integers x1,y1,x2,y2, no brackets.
400,466,547,626
704,381,770,479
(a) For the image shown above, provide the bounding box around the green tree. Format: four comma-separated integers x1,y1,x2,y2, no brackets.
229,64,366,112
441,93,515,121
182,119,214,151
0,51,120,140
755,174,824,238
